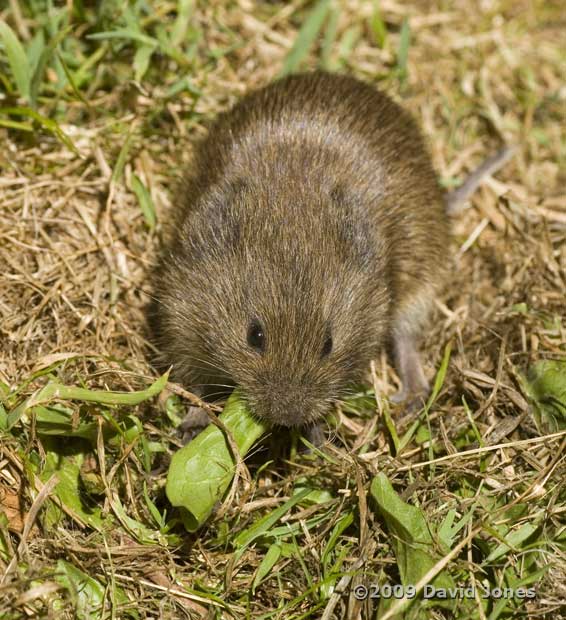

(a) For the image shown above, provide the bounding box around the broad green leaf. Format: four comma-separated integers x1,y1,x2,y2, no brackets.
34,403,98,440
370,472,455,614
0,20,31,101
56,559,132,618
166,390,269,531
519,359,566,433
55,560,106,618
40,446,107,530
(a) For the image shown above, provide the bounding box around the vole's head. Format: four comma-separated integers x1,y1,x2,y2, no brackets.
156,178,392,427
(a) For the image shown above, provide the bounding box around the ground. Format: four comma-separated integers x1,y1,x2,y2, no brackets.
0,1,564,619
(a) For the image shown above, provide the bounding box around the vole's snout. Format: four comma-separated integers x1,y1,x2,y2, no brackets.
251,388,324,428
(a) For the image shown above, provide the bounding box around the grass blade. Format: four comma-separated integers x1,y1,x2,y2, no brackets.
131,174,157,229
0,106,79,153
233,488,311,552
30,26,71,107
280,0,332,76
370,0,388,48
396,18,411,81
397,341,452,453
0,20,32,102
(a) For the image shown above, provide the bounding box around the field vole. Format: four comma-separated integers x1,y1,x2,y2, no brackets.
151,71,509,431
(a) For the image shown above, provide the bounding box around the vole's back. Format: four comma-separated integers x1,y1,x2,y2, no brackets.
155,72,448,426
183,72,447,314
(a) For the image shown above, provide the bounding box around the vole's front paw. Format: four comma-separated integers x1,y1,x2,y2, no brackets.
302,422,326,449
177,407,211,444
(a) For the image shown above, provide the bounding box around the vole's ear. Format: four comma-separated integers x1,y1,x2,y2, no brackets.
329,183,375,270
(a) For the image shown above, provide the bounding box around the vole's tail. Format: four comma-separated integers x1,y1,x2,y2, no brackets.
445,145,517,215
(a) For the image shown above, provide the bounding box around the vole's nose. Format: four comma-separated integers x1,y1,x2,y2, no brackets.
264,392,309,427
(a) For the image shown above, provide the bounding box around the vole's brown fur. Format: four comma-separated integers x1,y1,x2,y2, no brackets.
152,72,449,427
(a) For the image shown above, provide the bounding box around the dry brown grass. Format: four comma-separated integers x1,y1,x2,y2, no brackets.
0,0,565,618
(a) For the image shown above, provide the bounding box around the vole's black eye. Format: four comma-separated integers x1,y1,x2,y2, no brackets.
321,333,333,357
247,319,265,353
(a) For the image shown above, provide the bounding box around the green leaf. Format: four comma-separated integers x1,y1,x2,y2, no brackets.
7,372,169,430
131,174,156,229
111,127,134,185
55,560,106,618
233,488,311,553
519,359,566,433
370,472,455,613
57,51,89,104
34,403,98,440
398,342,452,453
166,390,269,531
0,20,31,102
280,0,332,76
437,507,474,551
55,559,132,618
337,25,361,65
484,522,539,564
0,106,78,153
87,28,158,47
0,402,8,430
143,481,165,528
110,495,171,546
26,29,45,77
382,399,400,453
40,446,107,531
321,510,354,571
171,0,194,47
396,18,411,80
0,118,33,130
133,44,154,82
252,543,282,594
320,7,339,71
370,0,388,48
30,26,71,107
